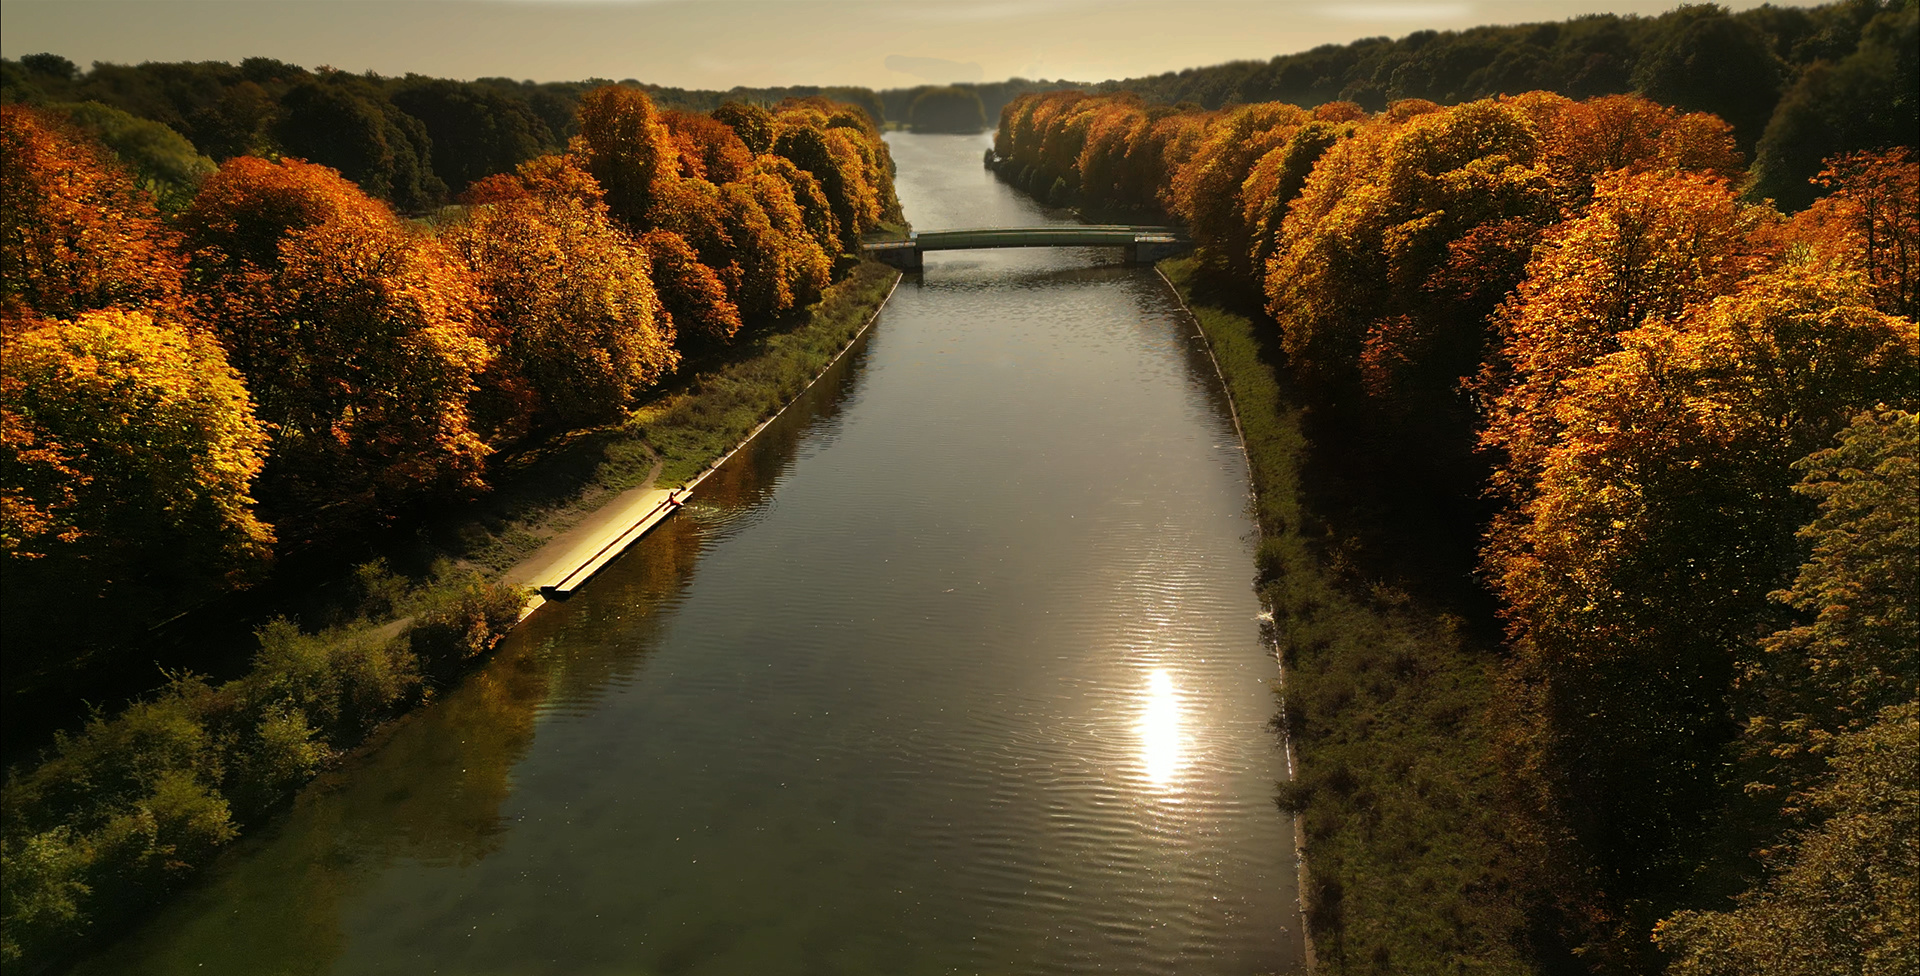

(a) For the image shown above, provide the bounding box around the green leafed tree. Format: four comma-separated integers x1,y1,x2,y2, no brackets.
48,102,216,212
1656,702,1918,976
274,78,446,211
1751,2,1919,211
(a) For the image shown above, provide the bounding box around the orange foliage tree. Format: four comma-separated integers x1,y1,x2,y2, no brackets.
573,86,887,347
447,155,678,430
1787,149,1919,318
574,85,679,235
181,157,492,537
771,108,881,254
1481,168,1775,496
721,171,831,326
638,228,741,353
1265,95,1748,420
711,101,775,156
750,154,839,259
1265,97,1557,408
660,110,753,185
1240,117,1356,281
0,104,186,326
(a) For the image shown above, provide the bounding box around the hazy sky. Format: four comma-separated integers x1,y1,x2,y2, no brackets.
3,0,1779,90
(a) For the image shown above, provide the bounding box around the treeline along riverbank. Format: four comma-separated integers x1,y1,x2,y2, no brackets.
12,0,1908,218
0,82,902,971
0,54,1059,214
990,34,1918,976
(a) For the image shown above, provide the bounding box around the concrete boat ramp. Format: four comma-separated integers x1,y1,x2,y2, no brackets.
505,485,688,601
499,271,900,621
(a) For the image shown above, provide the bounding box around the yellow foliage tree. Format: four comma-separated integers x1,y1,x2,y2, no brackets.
1,309,273,649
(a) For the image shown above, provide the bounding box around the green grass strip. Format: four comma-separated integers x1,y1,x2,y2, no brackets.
1160,256,1529,975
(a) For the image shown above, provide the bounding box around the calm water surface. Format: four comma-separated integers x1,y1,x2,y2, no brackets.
82,132,1304,976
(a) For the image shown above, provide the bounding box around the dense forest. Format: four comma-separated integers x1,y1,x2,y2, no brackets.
1087,0,1916,208
0,54,906,215
990,7,1917,970
0,82,900,969
5,0,1913,215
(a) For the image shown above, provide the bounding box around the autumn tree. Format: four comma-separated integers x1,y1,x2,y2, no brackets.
1,309,273,664
574,85,678,234
772,119,869,253
750,154,839,261
1481,168,1772,495
1265,97,1557,411
1535,93,1742,199
711,101,775,155
1240,118,1353,280
1072,96,1150,211
647,174,738,294
638,228,741,353
1788,149,1919,319
446,156,677,430
1168,102,1308,283
659,110,753,185
1489,267,1918,965
1,307,270,562
181,157,492,538
720,171,831,327
0,104,186,326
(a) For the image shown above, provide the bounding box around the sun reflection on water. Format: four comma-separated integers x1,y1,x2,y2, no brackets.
1139,669,1183,789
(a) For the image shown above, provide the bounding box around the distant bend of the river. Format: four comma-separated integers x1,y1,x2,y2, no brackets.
79,131,1306,976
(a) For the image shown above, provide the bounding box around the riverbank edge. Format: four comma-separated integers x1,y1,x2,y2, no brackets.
1154,259,1318,973
506,262,902,616
1154,257,1528,974
1,262,902,975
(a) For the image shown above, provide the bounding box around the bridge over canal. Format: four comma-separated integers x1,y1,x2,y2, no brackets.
862,226,1190,270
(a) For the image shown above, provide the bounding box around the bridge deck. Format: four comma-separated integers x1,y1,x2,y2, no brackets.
863,226,1183,253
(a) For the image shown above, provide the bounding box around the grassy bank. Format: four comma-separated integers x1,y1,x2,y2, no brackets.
1159,257,1528,974
0,262,901,973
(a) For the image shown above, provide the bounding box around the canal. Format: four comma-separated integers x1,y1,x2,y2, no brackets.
79,132,1305,976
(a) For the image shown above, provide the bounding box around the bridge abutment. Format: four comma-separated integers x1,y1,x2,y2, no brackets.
869,246,922,271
